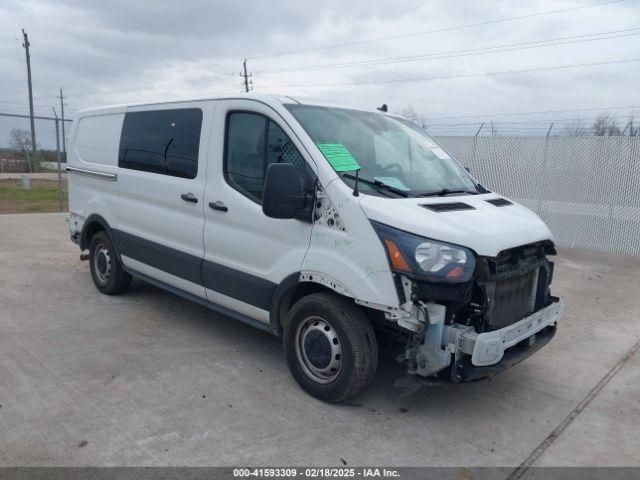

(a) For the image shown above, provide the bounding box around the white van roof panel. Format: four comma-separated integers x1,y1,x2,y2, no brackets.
75,93,382,118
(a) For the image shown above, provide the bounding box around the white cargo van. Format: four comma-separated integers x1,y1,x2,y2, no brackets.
67,93,563,402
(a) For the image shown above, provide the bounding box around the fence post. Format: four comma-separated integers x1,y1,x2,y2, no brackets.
473,122,484,167
537,123,554,213
52,108,63,212
608,123,632,223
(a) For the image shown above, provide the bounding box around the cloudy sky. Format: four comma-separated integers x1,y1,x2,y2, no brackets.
1,0,639,133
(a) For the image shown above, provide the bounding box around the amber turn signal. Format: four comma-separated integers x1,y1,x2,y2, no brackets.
383,239,412,272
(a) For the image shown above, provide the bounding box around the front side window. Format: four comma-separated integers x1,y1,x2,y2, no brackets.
119,108,202,179
225,112,307,203
285,104,481,198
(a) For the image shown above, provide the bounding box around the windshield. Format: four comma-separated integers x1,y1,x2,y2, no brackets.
286,104,482,198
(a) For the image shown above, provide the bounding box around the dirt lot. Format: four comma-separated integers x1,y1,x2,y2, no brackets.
0,213,639,470
0,179,67,214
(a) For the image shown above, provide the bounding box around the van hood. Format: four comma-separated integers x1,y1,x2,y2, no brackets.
359,193,553,257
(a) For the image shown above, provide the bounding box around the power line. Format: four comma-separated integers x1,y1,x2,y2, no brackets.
31,27,253,83
0,100,60,112
260,57,640,89
61,56,640,102
422,105,640,121
29,69,242,100
426,115,634,127
34,31,173,60
0,112,72,121
32,54,241,98
60,79,242,100
253,27,640,74
33,53,237,85
28,6,630,100
248,0,626,59
46,84,243,108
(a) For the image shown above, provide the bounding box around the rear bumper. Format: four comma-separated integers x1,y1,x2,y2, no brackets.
68,212,84,246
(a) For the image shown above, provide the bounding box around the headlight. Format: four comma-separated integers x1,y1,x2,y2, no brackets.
371,221,475,283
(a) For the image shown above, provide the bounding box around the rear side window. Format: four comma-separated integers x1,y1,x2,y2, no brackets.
118,108,203,179
225,112,307,203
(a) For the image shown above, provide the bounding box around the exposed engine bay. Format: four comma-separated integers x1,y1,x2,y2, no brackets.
388,241,562,381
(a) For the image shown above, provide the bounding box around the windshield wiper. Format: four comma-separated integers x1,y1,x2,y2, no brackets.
417,188,480,197
342,173,409,197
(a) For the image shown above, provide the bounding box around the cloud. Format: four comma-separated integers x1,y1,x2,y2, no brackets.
1,0,639,131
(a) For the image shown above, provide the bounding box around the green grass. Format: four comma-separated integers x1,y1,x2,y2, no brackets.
0,180,67,213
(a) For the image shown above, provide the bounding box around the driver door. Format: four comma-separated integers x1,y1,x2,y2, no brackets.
202,99,315,323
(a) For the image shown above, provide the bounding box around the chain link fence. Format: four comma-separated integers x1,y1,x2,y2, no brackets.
433,133,640,256
1,112,71,212
0,112,71,173
2,111,639,255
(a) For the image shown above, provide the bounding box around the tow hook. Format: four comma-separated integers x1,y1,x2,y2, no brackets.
80,253,90,261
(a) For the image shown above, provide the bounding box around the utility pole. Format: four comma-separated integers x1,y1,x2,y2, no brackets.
22,28,37,172
58,88,67,157
52,107,64,212
241,59,252,93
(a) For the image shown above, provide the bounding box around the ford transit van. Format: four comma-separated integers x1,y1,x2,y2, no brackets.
67,94,563,402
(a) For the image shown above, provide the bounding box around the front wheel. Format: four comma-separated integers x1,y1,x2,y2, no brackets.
284,293,378,403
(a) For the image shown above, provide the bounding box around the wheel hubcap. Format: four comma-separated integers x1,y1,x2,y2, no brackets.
93,243,112,285
295,316,342,383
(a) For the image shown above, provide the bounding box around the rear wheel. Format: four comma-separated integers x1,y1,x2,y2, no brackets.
284,292,378,403
89,231,131,295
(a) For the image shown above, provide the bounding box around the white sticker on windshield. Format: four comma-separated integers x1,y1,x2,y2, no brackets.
429,146,451,160
374,177,410,191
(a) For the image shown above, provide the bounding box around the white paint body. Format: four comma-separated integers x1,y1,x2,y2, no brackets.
67,93,555,324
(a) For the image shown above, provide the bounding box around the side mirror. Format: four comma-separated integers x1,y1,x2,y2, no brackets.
262,163,306,219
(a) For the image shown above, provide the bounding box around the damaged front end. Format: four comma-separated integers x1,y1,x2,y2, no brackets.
386,239,563,382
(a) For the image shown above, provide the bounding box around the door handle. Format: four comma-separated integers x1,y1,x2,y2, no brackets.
209,201,228,212
181,193,198,203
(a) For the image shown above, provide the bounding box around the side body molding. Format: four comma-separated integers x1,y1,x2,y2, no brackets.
81,217,303,335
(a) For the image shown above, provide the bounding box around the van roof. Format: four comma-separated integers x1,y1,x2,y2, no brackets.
75,92,383,117
76,92,390,117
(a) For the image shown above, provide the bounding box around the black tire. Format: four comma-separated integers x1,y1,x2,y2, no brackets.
284,292,378,403
88,231,131,295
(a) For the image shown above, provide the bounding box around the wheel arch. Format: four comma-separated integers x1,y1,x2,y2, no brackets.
80,214,121,261
270,274,374,336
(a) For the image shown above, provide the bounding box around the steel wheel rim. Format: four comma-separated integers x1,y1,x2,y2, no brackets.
93,243,112,285
294,315,342,384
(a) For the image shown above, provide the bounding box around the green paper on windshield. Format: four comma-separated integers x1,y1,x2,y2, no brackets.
316,143,361,172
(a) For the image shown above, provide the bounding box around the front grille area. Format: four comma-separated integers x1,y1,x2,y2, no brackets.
478,242,554,331
490,270,537,329
411,241,555,334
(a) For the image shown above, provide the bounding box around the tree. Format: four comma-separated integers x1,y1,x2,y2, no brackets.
10,128,33,153
592,114,621,136
397,105,428,129
563,118,589,137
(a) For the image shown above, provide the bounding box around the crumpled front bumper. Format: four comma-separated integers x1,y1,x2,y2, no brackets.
452,298,564,367
407,299,563,379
